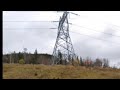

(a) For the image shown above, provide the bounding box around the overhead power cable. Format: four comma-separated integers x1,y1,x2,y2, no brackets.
70,23,120,38
50,28,120,46
3,28,56,29
3,21,53,22
69,30,120,46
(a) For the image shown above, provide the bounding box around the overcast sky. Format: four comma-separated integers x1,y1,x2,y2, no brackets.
3,11,120,67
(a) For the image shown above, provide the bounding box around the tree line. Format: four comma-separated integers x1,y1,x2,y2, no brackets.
3,49,110,68
72,56,109,68
3,49,52,65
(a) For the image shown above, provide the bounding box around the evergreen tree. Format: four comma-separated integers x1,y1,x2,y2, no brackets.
13,51,16,63
80,57,83,66
76,56,79,65
18,52,23,60
34,49,38,64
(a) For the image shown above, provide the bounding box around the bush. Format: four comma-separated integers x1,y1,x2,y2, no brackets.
19,59,25,64
73,60,79,66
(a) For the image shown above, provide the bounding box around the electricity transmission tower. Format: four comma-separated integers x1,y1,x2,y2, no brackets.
52,11,77,65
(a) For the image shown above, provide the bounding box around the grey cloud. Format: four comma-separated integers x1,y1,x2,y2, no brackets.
72,30,120,67
3,11,120,67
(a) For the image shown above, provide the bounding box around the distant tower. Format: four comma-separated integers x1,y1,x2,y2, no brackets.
52,11,76,65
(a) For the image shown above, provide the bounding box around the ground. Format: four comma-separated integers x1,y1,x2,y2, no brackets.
3,63,120,79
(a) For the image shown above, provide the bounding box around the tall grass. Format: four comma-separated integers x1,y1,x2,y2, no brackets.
3,64,120,79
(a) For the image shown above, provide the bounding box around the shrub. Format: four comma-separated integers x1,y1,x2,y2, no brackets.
19,59,25,64
73,60,79,66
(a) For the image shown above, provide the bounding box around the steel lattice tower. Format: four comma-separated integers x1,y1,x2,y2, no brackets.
52,11,76,65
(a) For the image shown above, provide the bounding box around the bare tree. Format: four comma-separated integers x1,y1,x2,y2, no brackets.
94,58,102,67
103,58,109,68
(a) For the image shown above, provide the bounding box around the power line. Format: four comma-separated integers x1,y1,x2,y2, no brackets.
68,12,120,27
3,12,120,46
4,26,120,45
3,26,120,40
4,21,120,37
70,23,120,38
3,28,56,29
3,21,53,22
49,28,120,46
52,21,120,36
69,30,120,46
67,12,120,31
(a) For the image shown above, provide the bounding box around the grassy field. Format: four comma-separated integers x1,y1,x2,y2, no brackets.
3,63,120,79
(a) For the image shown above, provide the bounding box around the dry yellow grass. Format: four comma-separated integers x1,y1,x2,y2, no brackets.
3,63,120,79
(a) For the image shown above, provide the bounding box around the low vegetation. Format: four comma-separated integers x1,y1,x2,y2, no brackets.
19,59,25,64
3,64,120,79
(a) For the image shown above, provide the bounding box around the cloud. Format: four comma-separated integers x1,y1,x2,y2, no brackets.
73,26,120,67
3,11,120,67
